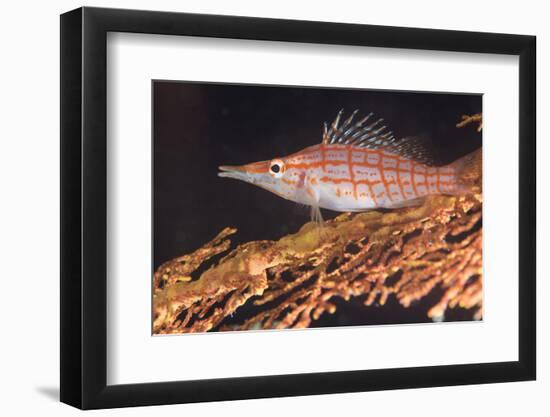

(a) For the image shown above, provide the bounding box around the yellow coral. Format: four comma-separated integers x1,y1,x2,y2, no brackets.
154,194,482,333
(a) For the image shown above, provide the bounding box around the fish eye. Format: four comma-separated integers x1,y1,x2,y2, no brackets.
269,159,284,177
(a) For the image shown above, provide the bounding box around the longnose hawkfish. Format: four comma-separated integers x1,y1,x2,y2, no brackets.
219,109,480,224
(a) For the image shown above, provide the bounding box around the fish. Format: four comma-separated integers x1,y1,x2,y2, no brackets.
218,109,480,223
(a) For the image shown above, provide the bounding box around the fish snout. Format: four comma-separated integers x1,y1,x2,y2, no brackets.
218,165,249,181
218,165,246,173
218,161,270,183
218,164,265,184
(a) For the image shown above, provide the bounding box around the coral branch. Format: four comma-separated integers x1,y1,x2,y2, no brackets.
457,113,483,132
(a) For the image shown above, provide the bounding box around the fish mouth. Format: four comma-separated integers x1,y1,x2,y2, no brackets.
218,165,253,183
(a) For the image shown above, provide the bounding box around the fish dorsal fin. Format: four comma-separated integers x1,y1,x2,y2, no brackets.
322,109,438,166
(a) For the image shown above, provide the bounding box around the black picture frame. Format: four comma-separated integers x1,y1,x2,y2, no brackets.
60,6,536,410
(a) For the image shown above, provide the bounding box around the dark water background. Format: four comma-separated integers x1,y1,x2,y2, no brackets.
153,81,482,326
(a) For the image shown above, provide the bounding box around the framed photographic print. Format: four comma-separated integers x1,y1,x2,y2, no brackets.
60,6,536,409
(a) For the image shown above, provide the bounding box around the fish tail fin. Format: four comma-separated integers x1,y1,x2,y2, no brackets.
449,148,482,195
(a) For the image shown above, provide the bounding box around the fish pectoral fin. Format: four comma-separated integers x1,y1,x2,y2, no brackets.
310,204,324,227
306,186,324,227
